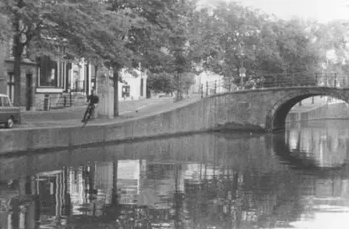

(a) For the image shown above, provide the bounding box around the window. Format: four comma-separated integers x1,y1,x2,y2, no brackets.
1,96,12,107
7,72,14,103
38,56,58,87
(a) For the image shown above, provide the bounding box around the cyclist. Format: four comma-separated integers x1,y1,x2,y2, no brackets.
81,90,99,122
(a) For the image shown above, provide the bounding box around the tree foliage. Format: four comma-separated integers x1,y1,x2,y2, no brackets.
0,0,61,106
2,0,348,112
147,72,176,94
0,12,10,42
148,71,195,96
0,0,112,106
188,1,323,81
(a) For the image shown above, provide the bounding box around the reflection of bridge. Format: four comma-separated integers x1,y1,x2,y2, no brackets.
197,73,349,131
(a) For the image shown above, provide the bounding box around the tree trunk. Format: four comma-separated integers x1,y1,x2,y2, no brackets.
113,66,120,117
175,72,182,102
111,160,118,207
13,0,25,107
13,40,24,107
94,64,98,90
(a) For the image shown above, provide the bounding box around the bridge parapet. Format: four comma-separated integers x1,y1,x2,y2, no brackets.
199,72,348,98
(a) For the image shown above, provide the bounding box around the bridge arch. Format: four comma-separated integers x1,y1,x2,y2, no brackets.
265,88,349,131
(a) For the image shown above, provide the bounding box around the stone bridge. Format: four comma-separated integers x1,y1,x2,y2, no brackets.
2,86,349,154
199,86,349,131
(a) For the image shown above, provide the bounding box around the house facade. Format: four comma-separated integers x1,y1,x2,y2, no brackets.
0,38,148,111
34,56,97,110
0,41,37,111
0,40,99,111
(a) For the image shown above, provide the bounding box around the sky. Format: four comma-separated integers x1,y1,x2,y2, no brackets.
203,0,349,23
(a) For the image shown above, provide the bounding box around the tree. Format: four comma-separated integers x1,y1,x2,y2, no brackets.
1,0,45,106
188,1,322,84
310,20,349,76
147,72,176,95
98,0,198,113
2,0,197,113
272,19,320,74
188,1,271,79
59,1,134,117
180,72,196,95
0,0,108,107
0,13,10,42
147,72,195,97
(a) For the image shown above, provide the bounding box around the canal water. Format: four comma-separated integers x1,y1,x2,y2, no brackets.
1,120,349,229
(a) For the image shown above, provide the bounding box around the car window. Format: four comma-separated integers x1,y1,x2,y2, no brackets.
1,97,12,107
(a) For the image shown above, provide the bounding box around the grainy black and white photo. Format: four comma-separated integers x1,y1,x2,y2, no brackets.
1,0,349,228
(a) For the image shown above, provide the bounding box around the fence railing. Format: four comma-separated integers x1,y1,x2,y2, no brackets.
199,73,349,98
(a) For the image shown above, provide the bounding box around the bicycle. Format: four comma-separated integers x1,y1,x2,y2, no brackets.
82,104,95,127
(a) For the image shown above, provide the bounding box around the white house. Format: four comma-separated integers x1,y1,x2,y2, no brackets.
118,68,147,101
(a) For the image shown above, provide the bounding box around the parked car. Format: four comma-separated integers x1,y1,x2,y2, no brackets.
0,94,20,128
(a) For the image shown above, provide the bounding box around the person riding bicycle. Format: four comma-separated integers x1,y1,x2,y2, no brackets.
82,90,99,122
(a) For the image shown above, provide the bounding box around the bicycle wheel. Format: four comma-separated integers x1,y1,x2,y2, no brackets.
82,109,91,127
85,112,91,122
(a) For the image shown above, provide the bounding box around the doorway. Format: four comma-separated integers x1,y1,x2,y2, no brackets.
26,74,32,110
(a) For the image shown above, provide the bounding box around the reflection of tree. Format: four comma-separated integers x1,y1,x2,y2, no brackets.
102,161,120,221
173,163,184,229
63,167,71,217
242,170,305,228
182,154,307,229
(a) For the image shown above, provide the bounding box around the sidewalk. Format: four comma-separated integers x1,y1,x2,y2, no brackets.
19,95,201,128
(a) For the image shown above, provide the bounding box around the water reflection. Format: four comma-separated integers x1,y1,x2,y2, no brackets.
0,122,349,229
284,120,349,168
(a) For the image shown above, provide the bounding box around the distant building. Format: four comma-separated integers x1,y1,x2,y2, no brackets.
118,68,147,101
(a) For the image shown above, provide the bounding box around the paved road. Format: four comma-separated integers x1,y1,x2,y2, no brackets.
19,95,201,128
